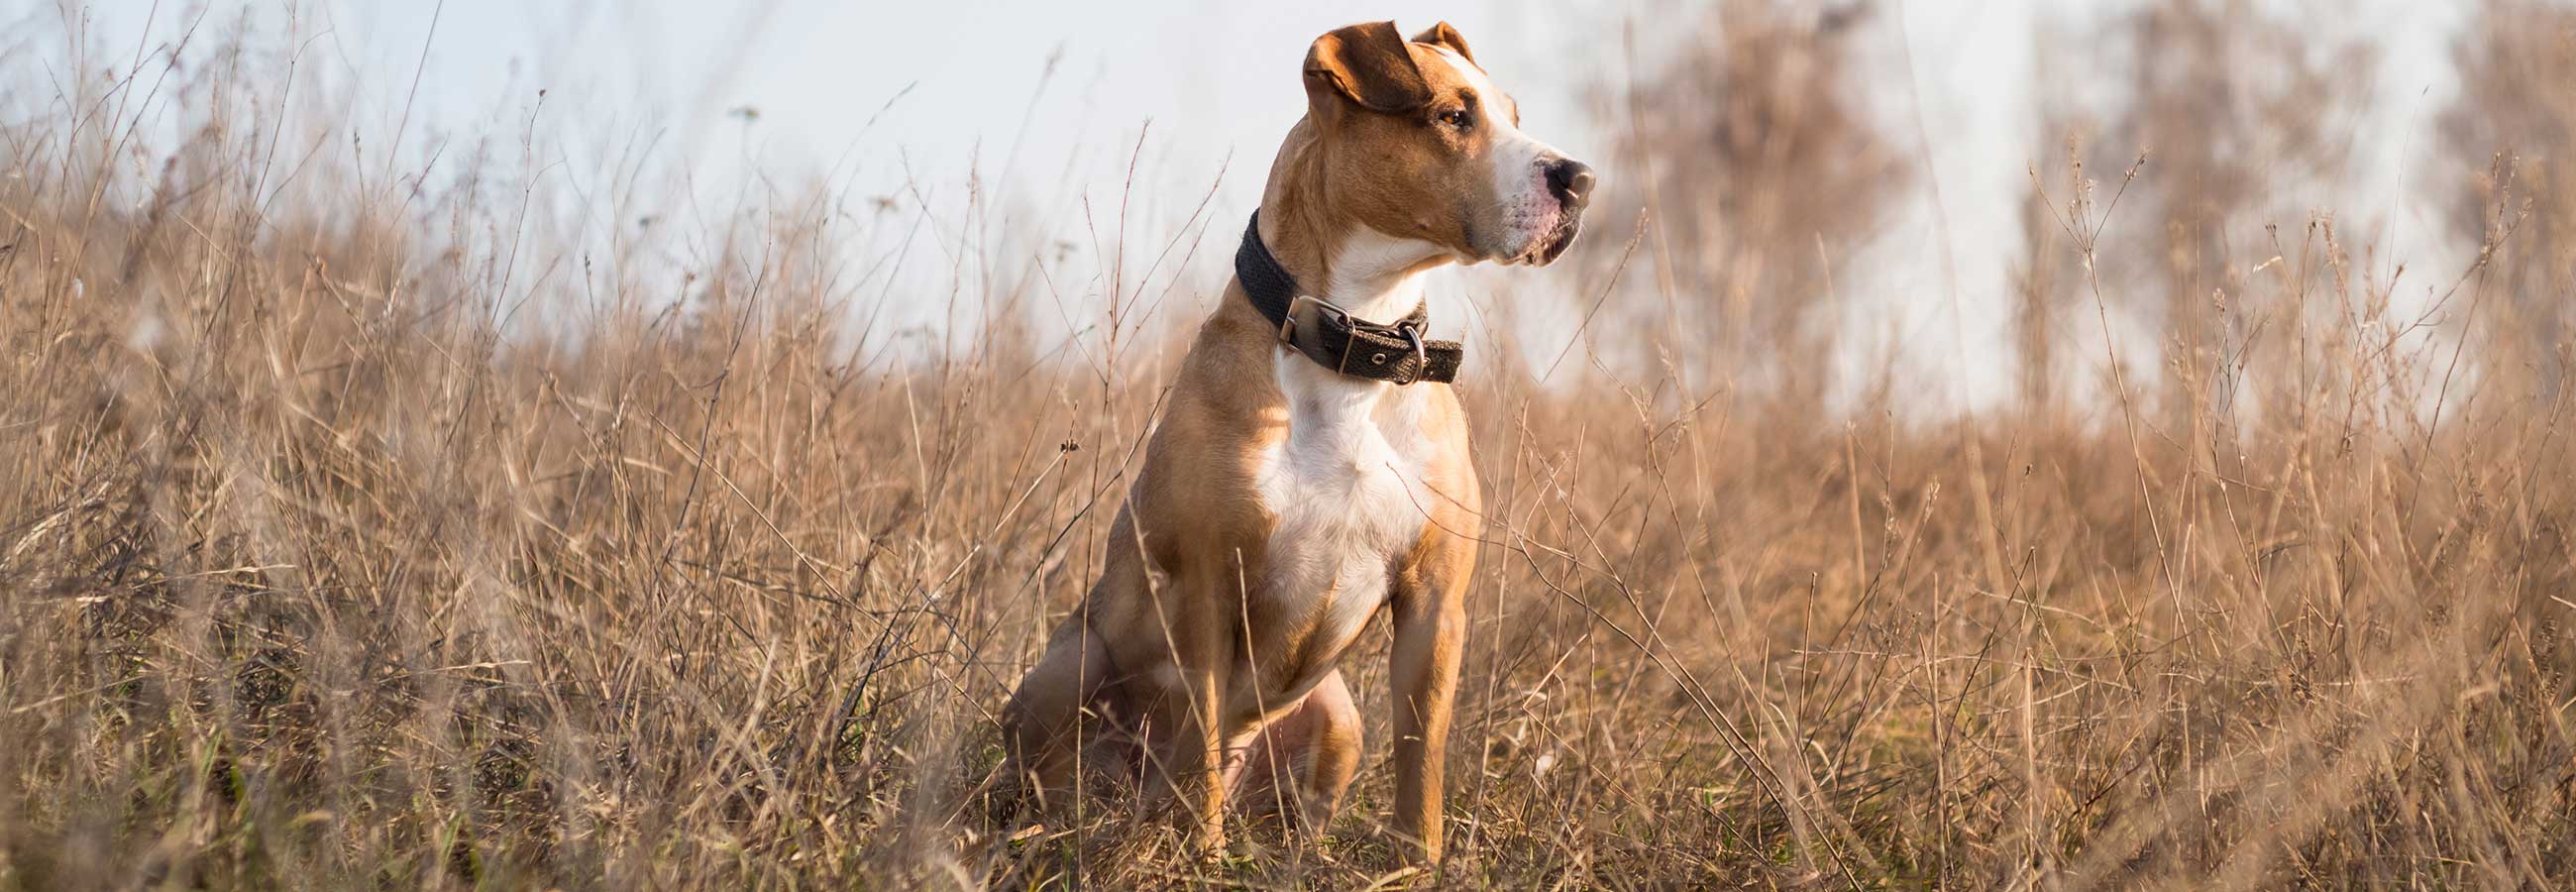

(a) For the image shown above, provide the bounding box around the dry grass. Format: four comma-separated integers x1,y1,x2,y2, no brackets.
5,3,2576,889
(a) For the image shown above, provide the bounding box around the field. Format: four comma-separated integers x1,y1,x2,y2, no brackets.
5,2,2575,889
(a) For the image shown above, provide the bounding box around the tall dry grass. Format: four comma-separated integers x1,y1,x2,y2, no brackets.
4,3,2574,890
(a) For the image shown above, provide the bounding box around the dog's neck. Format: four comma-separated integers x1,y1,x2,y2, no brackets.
1256,120,1452,327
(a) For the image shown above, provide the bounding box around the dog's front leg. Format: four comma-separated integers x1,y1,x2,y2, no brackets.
1163,559,1234,854
1388,559,1466,865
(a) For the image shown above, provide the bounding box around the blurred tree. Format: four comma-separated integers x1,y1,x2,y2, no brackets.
2025,0,2367,436
1605,0,1903,410
2445,1,2576,397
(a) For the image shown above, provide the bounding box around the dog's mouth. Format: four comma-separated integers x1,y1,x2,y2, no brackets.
1515,210,1583,267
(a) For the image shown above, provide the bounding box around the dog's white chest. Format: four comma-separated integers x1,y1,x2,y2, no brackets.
1251,355,1435,679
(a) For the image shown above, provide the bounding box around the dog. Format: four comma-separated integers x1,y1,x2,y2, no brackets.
999,20,1594,864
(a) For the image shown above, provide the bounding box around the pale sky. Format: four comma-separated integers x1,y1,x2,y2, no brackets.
18,0,2468,412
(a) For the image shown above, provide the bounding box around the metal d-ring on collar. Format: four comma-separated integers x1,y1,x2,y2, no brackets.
1234,211,1464,386
1397,317,1430,379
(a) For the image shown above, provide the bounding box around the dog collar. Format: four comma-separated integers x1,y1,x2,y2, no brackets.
1234,212,1463,386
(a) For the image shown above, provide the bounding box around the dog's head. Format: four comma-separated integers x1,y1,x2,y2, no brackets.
1299,21,1593,267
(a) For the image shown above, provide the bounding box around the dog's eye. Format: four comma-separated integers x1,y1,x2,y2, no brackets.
1438,108,1473,130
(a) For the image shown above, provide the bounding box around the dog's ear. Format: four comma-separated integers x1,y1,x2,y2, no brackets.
1304,21,1432,115
1411,21,1474,65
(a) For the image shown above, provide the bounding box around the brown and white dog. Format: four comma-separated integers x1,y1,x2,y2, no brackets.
1000,20,1593,863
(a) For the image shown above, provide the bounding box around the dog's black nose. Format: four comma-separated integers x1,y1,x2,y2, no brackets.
1545,158,1595,209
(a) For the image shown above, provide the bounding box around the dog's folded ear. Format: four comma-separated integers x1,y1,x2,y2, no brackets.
1411,22,1474,65
1304,21,1432,114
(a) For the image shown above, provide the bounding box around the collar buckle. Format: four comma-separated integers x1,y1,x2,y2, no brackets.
1280,294,1345,353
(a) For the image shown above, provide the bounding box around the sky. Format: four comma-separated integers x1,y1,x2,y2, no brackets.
13,0,2471,412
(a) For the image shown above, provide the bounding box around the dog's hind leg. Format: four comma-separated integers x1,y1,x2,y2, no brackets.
1232,669,1362,835
1000,614,1114,809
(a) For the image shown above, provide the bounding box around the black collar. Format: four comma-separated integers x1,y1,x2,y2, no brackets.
1234,212,1463,386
